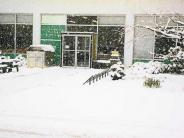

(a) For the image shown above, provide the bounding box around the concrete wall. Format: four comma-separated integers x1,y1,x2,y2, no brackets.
1,0,184,14
0,0,184,67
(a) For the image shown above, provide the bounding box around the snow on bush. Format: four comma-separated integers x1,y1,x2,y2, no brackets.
109,62,125,80
163,46,184,73
128,61,169,75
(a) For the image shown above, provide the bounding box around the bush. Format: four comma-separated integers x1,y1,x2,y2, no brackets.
129,61,169,74
144,77,161,88
163,46,184,74
109,62,125,80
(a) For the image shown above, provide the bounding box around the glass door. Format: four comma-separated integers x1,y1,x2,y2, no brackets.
62,36,75,66
62,34,91,67
77,36,90,67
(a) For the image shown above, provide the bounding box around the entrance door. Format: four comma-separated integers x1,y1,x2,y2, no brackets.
62,34,91,67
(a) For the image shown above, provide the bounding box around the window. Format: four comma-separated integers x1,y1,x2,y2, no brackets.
155,36,176,58
16,24,33,53
98,16,125,60
67,15,97,33
98,26,124,56
154,15,184,59
98,16,125,25
0,14,33,54
67,16,97,25
66,15,125,60
0,14,15,24
0,24,15,53
67,26,97,32
16,14,33,54
16,14,33,24
134,15,155,60
134,15,184,60
41,14,66,65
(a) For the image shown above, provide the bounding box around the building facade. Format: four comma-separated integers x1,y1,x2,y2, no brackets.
0,0,184,67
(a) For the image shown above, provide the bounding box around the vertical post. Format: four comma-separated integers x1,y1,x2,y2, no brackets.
176,23,178,47
61,34,64,66
124,14,135,68
33,13,41,45
89,35,92,68
14,14,16,56
75,36,78,67
89,78,91,85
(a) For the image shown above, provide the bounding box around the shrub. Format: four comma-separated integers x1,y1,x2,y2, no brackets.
109,62,125,80
129,61,169,74
163,46,184,74
144,77,161,88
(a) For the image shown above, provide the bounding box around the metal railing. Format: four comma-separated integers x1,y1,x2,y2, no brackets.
83,69,110,85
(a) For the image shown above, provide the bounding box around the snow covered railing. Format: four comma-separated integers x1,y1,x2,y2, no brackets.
83,69,109,85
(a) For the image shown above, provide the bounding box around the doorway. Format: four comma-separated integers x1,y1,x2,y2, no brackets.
62,34,91,67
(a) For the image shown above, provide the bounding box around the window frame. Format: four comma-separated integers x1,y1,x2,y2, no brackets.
0,13,33,54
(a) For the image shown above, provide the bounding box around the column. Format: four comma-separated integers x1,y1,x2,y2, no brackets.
33,13,41,45
124,14,135,68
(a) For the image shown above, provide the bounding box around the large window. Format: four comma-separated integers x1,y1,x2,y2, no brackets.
98,26,124,56
41,14,66,65
98,16,125,60
155,36,176,57
67,16,97,25
16,14,33,54
0,24,15,53
134,15,184,61
67,15,97,33
154,15,184,59
0,14,33,54
16,24,33,53
134,15,155,60
66,15,125,60
0,14,15,53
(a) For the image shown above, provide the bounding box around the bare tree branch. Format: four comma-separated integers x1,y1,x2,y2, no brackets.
169,17,184,25
142,26,181,39
165,18,171,30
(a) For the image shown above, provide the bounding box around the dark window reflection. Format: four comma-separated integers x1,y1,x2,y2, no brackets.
67,16,97,25
16,25,32,53
155,35,176,58
77,36,90,50
67,26,97,32
0,24,15,53
77,51,89,67
63,51,75,66
98,26,125,57
63,36,75,50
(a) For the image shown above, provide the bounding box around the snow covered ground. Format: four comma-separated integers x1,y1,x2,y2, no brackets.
0,67,184,138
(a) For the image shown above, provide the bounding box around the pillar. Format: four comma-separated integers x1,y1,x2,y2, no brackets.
33,13,41,45
124,14,135,68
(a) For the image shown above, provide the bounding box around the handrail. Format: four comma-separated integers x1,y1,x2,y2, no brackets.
83,69,109,85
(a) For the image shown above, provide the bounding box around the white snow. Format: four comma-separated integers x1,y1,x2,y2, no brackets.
96,60,111,64
0,55,26,67
30,44,55,52
0,64,7,68
0,67,184,138
144,26,181,39
127,61,168,74
174,20,184,25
